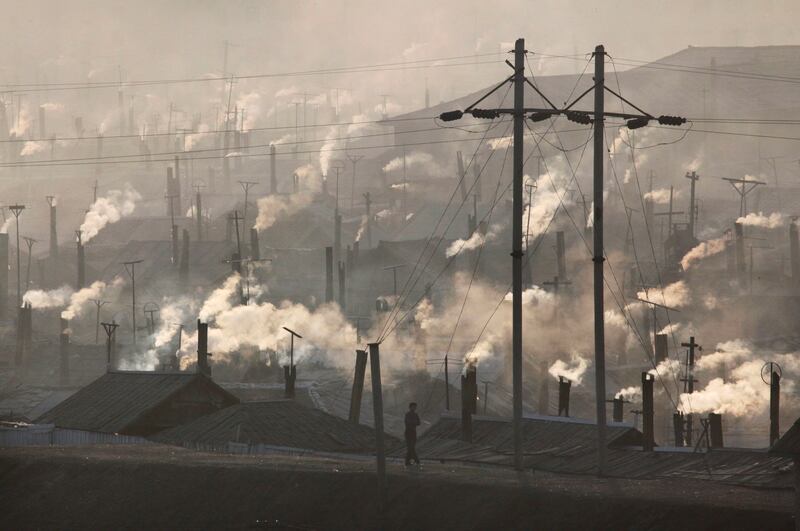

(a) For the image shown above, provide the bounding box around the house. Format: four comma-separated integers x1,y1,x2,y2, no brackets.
36,371,239,436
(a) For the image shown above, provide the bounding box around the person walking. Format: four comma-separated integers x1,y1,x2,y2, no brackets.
405,402,421,466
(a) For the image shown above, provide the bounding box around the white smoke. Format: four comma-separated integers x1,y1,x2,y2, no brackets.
644,188,681,205
40,102,63,112
382,151,445,177
680,237,727,270
637,280,691,309
198,273,241,322
445,224,501,258
20,141,47,157
549,353,590,385
736,212,784,229
253,192,313,232
62,278,125,320
80,185,142,242
23,286,73,309
355,215,368,242
235,91,262,131
184,123,210,151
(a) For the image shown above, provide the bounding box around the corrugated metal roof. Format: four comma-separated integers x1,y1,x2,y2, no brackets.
152,400,399,453
36,371,237,433
770,418,800,456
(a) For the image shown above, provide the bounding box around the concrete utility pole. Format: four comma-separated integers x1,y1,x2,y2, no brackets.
46,196,58,260
723,176,766,217
101,321,119,370
22,237,36,289
229,210,243,258
368,342,387,508
193,182,204,241
122,259,143,347
90,299,108,344
238,180,257,230
438,39,685,475
8,205,25,308
685,171,700,239
680,336,701,445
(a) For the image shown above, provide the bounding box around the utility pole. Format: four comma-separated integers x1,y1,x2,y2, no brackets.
680,336,701,446
193,181,204,241
363,192,372,248
238,180,257,230
122,259,143,347
22,237,36,289
101,321,119,370
8,205,25,308
723,176,766,217
165,193,179,265
90,299,108,344
382,264,406,297
438,39,685,475
229,210,243,258
46,196,58,260
685,171,700,239
347,154,363,210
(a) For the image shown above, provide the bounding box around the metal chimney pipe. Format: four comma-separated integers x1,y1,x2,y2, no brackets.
538,361,550,415
334,212,342,274
59,317,70,385
348,349,368,424
461,364,477,442
673,412,685,447
556,231,567,280
789,219,799,290
338,261,346,311
249,228,260,261
179,229,190,284
0,233,7,319
196,319,211,377
708,413,724,448
48,201,58,259
325,246,333,303
270,144,277,194
642,372,655,451
558,376,571,417
612,397,624,423
770,370,781,446
76,232,85,289
654,334,668,364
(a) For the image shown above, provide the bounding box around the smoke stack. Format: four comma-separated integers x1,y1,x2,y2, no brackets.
179,229,190,284
250,228,260,261
196,319,211,377
334,212,342,273
708,413,724,448
0,233,7,319
654,334,668,364
76,231,85,290
456,151,468,202
325,246,333,303
556,231,567,280
38,105,46,139
725,237,736,276
48,199,58,260
338,262,346,311
348,349,368,424
734,222,745,275
642,372,655,451
612,397,624,423
353,241,360,268
195,191,203,241
461,364,477,442
270,144,277,194
364,192,373,248
538,361,549,414
673,412,685,447
790,219,799,290
558,376,571,417
59,317,70,386
770,370,781,446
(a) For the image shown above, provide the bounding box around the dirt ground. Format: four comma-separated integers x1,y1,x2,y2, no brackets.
0,444,794,530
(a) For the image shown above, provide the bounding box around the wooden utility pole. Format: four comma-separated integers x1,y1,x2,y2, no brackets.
347,154,363,210
685,171,700,239
368,342,387,508
681,336,701,445
122,260,143,346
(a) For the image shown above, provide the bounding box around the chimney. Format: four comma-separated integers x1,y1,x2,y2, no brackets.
38,105,46,139
725,237,736,276
642,372,655,451
179,229,190,284
734,222,745,275
76,232,85,289
15,303,32,368
364,192,372,248
673,412,685,447
48,200,58,259
461,364,477,442
284,365,296,398
770,370,781,446
250,228,260,261
708,413,724,448
456,151,468,202
338,262,346,311
334,212,342,272
325,246,334,303
538,361,549,414
195,190,203,241
270,144,277,194
196,319,211,377
59,317,70,386
790,219,799,290
654,334,668,364
348,349,368,424
0,233,7,319
558,376,571,417
353,241,360,268
556,231,567,280
612,396,624,423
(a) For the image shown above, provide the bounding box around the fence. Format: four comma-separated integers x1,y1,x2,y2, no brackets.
0,424,150,447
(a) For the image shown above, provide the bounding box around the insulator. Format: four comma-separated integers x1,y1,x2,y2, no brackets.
528,111,556,122
657,115,687,126
439,110,464,122
470,108,500,120
565,111,592,125
626,117,650,130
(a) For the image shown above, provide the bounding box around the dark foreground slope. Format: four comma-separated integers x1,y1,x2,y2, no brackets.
0,445,792,530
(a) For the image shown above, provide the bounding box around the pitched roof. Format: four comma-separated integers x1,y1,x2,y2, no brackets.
770,417,800,456
36,371,234,433
152,400,399,453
